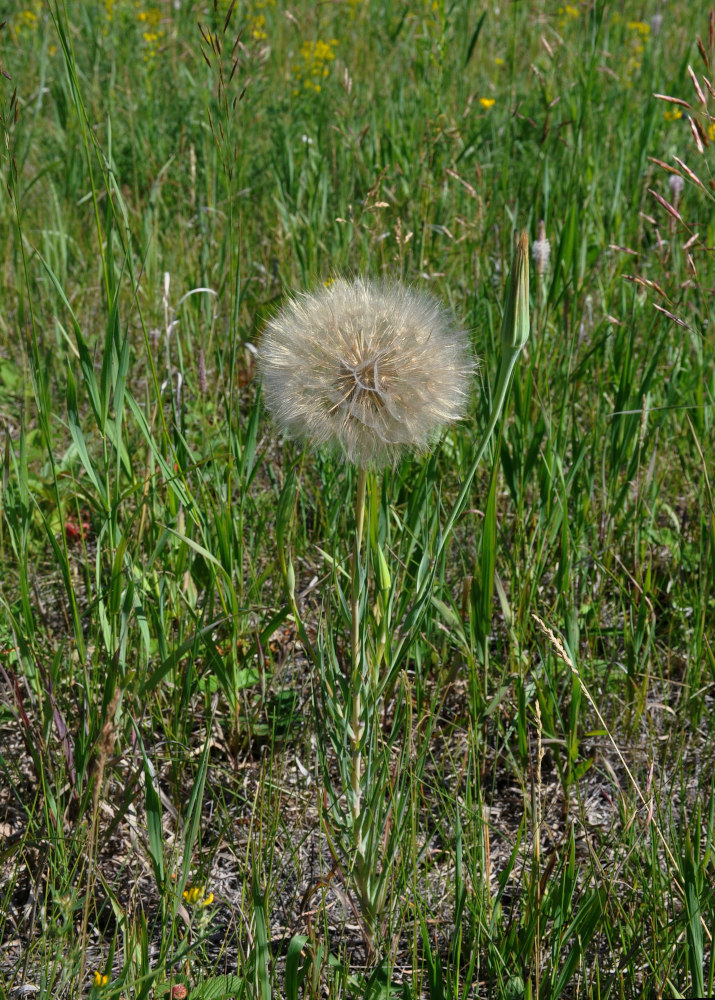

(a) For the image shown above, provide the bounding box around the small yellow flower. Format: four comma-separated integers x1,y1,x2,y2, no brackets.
708,122,715,140
293,38,338,94
183,884,205,905
12,7,40,37
137,5,163,58
479,98,495,109
182,883,214,908
627,20,650,36
494,57,505,66
664,108,683,122
93,972,109,988
250,14,267,41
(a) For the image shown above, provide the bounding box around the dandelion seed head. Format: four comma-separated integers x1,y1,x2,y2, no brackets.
532,220,551,276
258,277,474,468
669,173,685,198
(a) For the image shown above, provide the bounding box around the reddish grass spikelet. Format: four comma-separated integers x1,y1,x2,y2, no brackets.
648,188,685,224
688,64,708,106
653,303,689,328
688,114,707,152
653,93,692,110
673,157,704,189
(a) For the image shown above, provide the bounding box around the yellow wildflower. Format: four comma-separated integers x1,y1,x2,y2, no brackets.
93,972,109,988
479,97,496,109
293,38,338,94
664,109,683,122
137,7,163,59
182,883,214,907
627,20,650,36
183,884,205,905
12,7,40,37
250,14,267,41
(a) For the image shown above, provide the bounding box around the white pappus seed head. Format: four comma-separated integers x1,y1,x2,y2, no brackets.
668,173,685,198
532,220,551,277
258,277,474,468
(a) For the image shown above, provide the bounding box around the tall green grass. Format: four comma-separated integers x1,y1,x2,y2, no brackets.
1,1,714,998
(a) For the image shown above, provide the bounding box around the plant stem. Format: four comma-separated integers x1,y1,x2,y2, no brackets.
438,344,523,560
350,465,368,826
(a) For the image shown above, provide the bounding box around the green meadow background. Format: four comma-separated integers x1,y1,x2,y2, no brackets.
1,1,714,998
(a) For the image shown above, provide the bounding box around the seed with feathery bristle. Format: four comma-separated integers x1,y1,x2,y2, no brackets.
258,277,474,468
532,220,551,277
669,173,685,200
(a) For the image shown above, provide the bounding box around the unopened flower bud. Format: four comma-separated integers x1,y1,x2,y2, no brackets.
375,545,391,594
501,230,531,354
285,555,296,601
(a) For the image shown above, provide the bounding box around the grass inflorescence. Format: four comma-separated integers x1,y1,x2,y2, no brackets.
1,2,714,998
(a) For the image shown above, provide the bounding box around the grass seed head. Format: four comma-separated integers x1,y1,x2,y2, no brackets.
258,277,474,468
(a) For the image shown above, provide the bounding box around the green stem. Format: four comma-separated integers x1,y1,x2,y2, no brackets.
350,466,368,825
438,345,522,560
390,347,524,671
277,546,318,669
437,229,530,554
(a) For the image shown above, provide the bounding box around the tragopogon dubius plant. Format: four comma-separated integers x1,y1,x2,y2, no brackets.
259,236,530,945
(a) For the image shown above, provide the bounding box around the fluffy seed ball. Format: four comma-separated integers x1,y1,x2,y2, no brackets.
258,277,474,468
